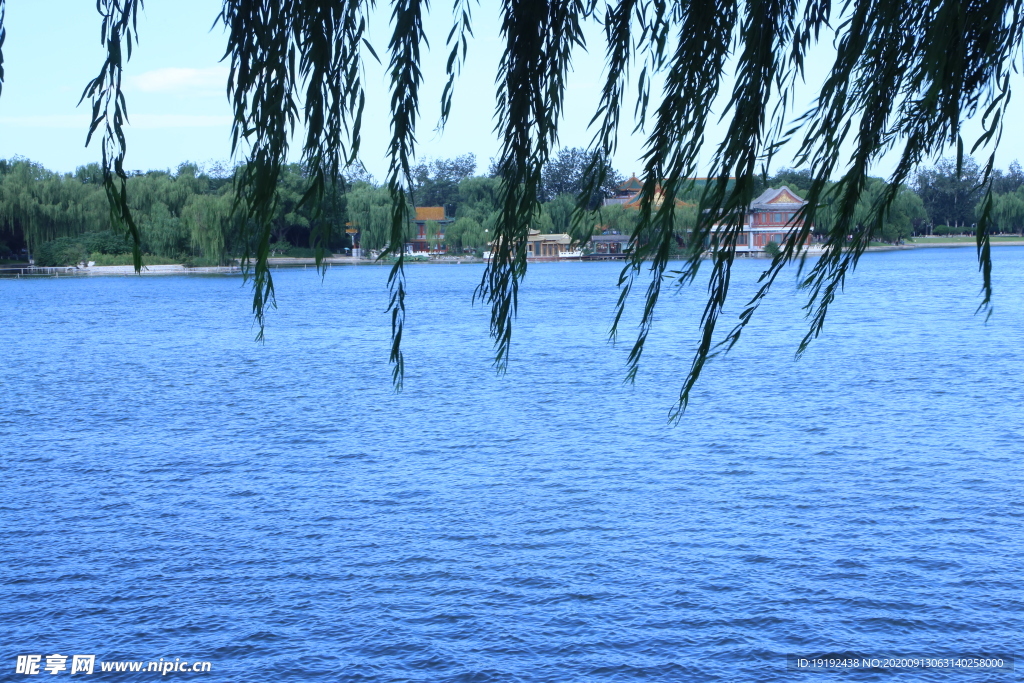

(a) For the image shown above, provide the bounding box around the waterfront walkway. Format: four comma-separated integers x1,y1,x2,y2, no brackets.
4,240,1023,278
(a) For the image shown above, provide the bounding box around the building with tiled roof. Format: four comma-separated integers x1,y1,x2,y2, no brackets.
710,187,814,253
750,187,806,212
587,232,632,258
604,175,693,209
414,207,446,222
484,229,579,261
409,206,454,253
603,175,643,206
526,231,574,259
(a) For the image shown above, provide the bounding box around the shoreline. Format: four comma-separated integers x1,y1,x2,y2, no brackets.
864,239,1024,252
3,240,1023,277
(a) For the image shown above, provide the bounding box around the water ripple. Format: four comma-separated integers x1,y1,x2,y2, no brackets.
2,249,1023,681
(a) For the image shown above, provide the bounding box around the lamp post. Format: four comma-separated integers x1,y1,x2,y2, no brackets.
345,222,360,258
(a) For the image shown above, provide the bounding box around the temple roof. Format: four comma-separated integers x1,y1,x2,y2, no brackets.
622,185,691,210
415,206,446,221
531,233,572,244
617,175,643,192
750,187,806,210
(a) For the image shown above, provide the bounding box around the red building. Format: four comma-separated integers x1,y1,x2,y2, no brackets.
712,187,814,253
408,207,453,253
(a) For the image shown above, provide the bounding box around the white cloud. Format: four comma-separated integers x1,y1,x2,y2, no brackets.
128,67,229,95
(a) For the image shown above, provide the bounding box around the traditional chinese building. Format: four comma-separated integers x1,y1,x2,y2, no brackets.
604,175,644,206
526,230,574,259
603,175,696,210
712,187,814,253
408,206,454,253
586,232,632,258
483,229,578,261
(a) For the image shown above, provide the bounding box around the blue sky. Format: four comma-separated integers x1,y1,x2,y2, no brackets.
1,1,1021,180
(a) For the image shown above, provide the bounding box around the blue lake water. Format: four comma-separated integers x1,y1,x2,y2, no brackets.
2,247,1023,681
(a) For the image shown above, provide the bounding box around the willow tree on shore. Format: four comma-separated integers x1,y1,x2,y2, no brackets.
0,159,109,252
0,0,1019,414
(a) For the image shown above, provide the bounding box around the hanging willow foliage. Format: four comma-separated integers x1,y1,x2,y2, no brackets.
80,0,144,273
1,0,1019,414
0,0,5,100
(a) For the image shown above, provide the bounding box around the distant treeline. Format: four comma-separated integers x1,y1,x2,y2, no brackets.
2,150,1023,265
771,158,1024,242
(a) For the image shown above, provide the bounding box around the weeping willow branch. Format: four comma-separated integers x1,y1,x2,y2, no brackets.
654,0,1019,417
381,0,429,388
611,0,737,393
80,0,143,273
50,0,1022,408
477,0,590,373
439,0,474,130
0,0,6,99
296,0,369,275
220,0,301,341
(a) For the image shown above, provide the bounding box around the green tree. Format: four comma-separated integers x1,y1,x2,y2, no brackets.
543,194,576,234
531,210,555,234
410,155,477,210
989,187,1024,234
914,157,984,230
815,177,926,244
0,159,109,255
34,237,88,267
856,179,928,243
139,202,187,258
586,203,640,237
990,160,1024,195
182,191,234,264
425,220,443,252
767,168,813,194
445,216,486,253
269,164,313,246
541,147,623,206
346,182,411,252
456,176,502,223
884,186,929,242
